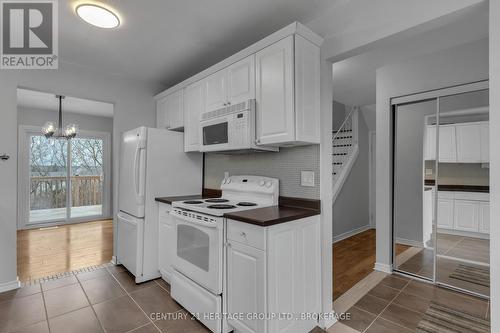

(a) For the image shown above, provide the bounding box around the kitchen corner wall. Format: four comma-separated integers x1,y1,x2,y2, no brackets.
204,145,320,199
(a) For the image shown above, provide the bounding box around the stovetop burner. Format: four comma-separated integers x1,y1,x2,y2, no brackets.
205,198,230,203
207,204,237,209
183,200,203,204
237,202,257,206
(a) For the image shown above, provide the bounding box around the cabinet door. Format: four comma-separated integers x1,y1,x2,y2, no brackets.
456,123,481,163
437,198,454,229
438,125,457,162
184,81,205,152
479,201,490,234
454,200,479,232
294,35,320,144
156,97,169,129
227,55,255,105
158,204,173,279
255,36,295,145
166,90,184,130
480,122,489,162
205,69,227,112
425,125,436,160
227,241,266,333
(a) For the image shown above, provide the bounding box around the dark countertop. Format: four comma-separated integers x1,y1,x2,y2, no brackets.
155,194,321,227
224,206,320,227
155,195,205,204
424,181,489,193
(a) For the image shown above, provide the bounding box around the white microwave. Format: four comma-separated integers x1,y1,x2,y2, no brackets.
199,99,277,153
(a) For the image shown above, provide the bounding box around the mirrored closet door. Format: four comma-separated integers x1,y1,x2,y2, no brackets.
392,82,490,299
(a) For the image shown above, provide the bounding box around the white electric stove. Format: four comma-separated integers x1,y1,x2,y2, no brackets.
172,175,279,216
169,175,279,333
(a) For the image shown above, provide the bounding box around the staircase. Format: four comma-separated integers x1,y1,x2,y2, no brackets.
332,106,359,203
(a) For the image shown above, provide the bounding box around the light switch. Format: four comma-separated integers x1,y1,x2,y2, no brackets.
301,171,315,187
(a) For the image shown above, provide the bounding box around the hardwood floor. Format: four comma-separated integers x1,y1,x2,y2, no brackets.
333,229,410,300
17,220,113,282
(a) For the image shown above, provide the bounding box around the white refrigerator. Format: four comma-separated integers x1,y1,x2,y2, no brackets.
117,127,202,283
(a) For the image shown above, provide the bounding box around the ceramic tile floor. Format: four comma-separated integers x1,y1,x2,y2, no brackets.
0,265,210,333
339,274,490,333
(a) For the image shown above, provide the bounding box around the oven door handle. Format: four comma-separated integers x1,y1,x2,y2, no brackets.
170,211,218,228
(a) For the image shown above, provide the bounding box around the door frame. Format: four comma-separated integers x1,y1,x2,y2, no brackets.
18,125,112,230
368,130,376,228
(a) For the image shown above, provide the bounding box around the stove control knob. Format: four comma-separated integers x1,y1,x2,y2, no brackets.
259,180,265,186
265,181,272,188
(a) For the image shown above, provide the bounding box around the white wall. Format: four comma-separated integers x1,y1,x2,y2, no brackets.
18,106,113,133
0,62,161,287
489,0,499,330
375,38,488,271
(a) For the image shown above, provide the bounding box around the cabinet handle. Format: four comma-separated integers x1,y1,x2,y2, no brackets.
227,101,231,105
240,232,246,238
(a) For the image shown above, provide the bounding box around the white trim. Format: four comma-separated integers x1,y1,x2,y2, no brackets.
395,237,425,248
160,269,171,284
333,225,373,243
368,131,376,228
0,278,20,293
17,126,112,230
437,228,489,239
321,312,338,329
373,262,392,274
111,256,119,265
332,145,359,203
436,254,489,268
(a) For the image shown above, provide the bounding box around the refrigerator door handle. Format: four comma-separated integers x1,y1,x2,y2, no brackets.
133,146,140,198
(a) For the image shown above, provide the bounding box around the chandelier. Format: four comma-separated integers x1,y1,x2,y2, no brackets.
42,95,78,139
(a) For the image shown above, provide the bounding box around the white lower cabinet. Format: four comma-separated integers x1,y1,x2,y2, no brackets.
226,241,266,333
479,202,490,234
437,198,454,230
226,216,321,333
436,191,490,235
158,202,174,281
454,200,479,232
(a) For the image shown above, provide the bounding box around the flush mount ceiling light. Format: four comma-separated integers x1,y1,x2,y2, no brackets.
76,3,120,28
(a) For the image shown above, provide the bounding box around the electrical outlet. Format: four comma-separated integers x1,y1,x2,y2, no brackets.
301,171,315,187
425,169,433,175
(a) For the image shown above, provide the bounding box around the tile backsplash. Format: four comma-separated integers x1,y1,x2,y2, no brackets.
425,161,489,186
204,145,320,199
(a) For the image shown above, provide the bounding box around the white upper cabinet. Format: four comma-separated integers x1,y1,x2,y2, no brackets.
256,36,294,145
425,121,489,163
156,90,184,131
480,122,489,162
438,125,457,162
204,55,255,113
456,123,482,163
227,55,255,105
256,35,320,146
184,80,205,152
205,69,227,112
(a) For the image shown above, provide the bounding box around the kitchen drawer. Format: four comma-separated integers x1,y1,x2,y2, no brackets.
227,220,266,250
438,191,455,200
454,192,489,202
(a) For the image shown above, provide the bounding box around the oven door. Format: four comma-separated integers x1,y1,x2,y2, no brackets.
171,210,223,295
200,116,231,152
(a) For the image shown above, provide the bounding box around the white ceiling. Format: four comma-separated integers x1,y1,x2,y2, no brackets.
59,0,338,87
332,2,488,107
17,88,114,118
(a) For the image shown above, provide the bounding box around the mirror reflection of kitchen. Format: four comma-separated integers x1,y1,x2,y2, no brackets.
393,87,489,298
434,90,490,297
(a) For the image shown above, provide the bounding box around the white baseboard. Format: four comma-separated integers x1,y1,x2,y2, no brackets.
0,278,20,293
333,225,373,243
374,262,392,274
111,256,118,265
159,268,171,284
437,228,489,239
320,311,338,330
395,237,424,248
